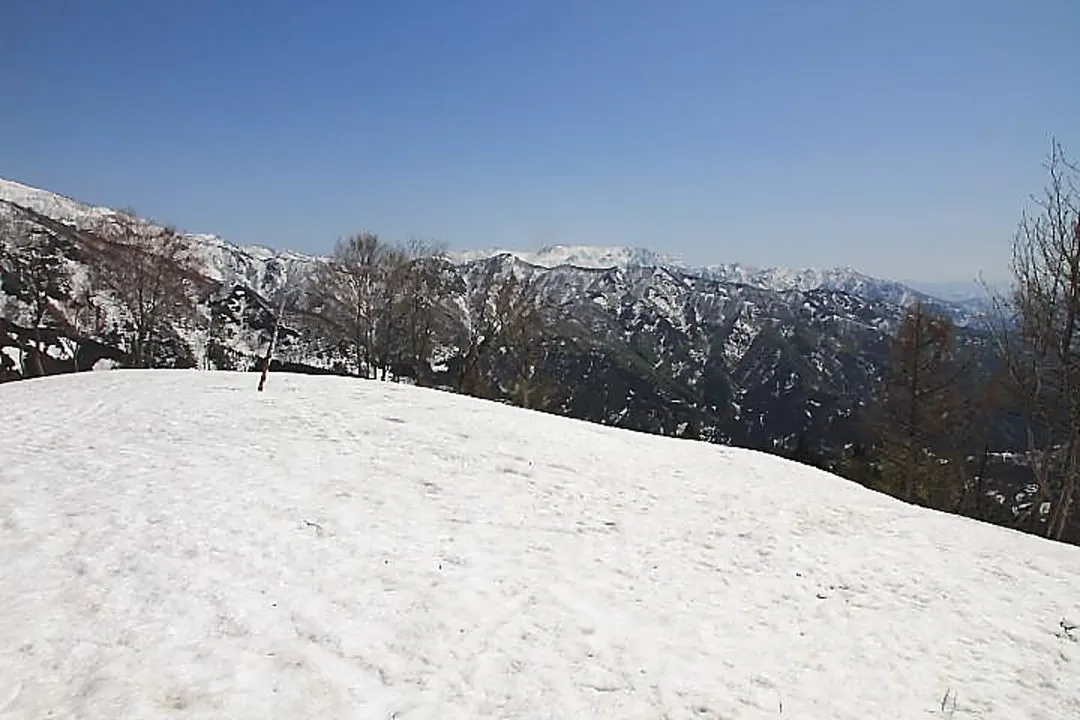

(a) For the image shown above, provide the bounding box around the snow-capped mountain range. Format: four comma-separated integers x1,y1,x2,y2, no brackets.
453,243,991,315
1,177,986,317
0,175,999,458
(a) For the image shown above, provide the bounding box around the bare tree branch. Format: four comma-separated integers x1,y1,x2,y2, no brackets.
88,213,196,368
1000,139,1080,541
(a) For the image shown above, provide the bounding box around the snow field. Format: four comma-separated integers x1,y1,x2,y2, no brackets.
0,370,1077,719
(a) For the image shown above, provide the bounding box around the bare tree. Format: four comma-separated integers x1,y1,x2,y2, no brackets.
371,243,408,381
396,238,452,384
458,263,502,397
313,232,385,378
501,279,558,410
69,284,107,360
89,213,195,368
872,303,979,509
457,262,550,404
1000,139,1080,541
313,233,452,382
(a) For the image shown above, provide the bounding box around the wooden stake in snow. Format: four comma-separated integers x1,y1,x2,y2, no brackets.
257,291,289,393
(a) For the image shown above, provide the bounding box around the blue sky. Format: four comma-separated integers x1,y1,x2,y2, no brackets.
2,0,1076,282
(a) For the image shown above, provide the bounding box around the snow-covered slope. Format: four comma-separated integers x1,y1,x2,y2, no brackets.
0,177,317,296
0,178,118,226
1,371,1077,719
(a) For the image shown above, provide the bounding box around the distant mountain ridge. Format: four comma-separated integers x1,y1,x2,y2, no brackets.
1,176,975,316
450,244,989,322
0,175,997,461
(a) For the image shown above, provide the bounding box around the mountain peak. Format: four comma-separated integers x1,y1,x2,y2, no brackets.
449,244,685,270
0,177,117,225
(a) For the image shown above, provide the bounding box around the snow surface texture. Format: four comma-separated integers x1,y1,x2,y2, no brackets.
1,372,1079,719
